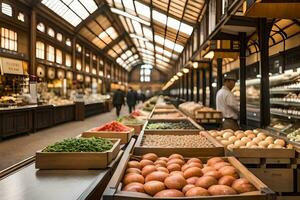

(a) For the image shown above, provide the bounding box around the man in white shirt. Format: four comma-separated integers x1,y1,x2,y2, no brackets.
216,75,239,131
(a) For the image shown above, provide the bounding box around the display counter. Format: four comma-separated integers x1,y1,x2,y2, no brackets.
0,150,124,200
84,101,106,118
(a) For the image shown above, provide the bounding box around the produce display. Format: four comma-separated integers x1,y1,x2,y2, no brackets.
43,137,113,152
151,112,184,119
271,92,300,103
143,103,155,112
146,121,196,130
121,153,257,197
179,102,203,117
154,108,177,113
141,134,214,148
118,115,144,125
206,129,292,150
270,82,300,92
271,107,300,117
92,121,132,132
287,128,300,142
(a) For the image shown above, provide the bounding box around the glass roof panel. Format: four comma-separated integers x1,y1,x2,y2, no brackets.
42,0,97,26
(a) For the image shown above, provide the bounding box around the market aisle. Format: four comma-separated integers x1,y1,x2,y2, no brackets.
0,106,130,171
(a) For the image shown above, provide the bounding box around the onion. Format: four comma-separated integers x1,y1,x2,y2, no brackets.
154,189,184,197
258,141,268,148
228,136,237,143
253,137,262,144
218,175,236,186
246,141,256,147
223,132,233,139
164,175,187,189
182,184,195,194
183,167,203,179
221,140,232,146
234,140,245,148
123,182,145,193
154,160,167,167
274,139,285,147
265,136,274,144
142,153,158,162
145,171,169,182
182,162,203,171
156,167,169,173
195,176,218,189
167,158,185,166
169,154,184,160
204,170,222,180
207,157,224,166
123,173,145,185
208,185,237,196
126,168,142,174
186,177,199,185
232,178,256,193
127,161,142,169
170,171,184,177
140,159,154,168
247,133,256,139
167,163,181,172
257,133,266,140
142,165,157,177
185,187,210,197
202,166,216,174
213,162,230,170
219,166,238,178
144,181,165,196
241,137,251,144
244,130,254,135
187,158,202,164
158,157,169,162
236,133,245,139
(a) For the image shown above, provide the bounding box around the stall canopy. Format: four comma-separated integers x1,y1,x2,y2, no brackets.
40,0,206,73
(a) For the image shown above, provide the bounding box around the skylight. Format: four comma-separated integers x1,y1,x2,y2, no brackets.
41,0,97,26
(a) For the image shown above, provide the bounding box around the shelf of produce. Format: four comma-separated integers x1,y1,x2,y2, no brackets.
103,138,274,200
133,130,224,157
270,88,300,95
271,112,300,120
270,100,300,107
0,150,124,200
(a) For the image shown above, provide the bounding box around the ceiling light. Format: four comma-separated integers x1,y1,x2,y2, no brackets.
204,51,215,59
183,68,189,73
193,62,198,69
174,75,179,80
111,8,150,26
177,72,183,77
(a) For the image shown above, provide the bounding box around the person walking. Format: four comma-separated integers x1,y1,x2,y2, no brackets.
126,87,137,114
113,88,125,117
216,74,239,131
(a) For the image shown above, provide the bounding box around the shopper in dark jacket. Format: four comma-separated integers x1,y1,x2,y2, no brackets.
113,89,125,117
126,87,137,113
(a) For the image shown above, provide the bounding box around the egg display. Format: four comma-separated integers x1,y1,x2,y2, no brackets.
205,129,292,150
121,153,257,197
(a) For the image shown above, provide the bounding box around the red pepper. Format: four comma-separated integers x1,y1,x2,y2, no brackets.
93,121,131,132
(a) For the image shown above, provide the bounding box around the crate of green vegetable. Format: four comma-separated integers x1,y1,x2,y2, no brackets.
144,119,204,134
36,137,120,170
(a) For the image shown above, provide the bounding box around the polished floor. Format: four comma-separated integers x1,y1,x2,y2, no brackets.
0,106,130,171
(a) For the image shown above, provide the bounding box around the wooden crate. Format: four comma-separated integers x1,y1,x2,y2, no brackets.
194,110,222,119
103,141,275,200
155,104,176,109
133,131,224,157
249,168,294,193
82,128,134,144
36,138,121,170
150,109,187,120
123,123,144,135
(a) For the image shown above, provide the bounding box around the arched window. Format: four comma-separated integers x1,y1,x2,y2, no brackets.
17,12,25,22
65,38,71,46
36,41,45,59
37,22,45,32
1,3,12,17
56,33,62,41
47,27,55,37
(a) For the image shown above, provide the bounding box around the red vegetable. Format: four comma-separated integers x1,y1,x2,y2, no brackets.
92,121,132,132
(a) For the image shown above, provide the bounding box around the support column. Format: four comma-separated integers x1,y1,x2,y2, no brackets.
209,62,213,107
186,73,189,101
239,32,247,126
191,69,194,101
258,18,271,128
30,8,36,76
202,69,207,106
217,58,223,91
196,67,200,103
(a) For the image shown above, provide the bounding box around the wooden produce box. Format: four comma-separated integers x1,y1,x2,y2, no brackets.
82,128,134,144
195,110,222,120
103,143,275,200
153,108,178,113
122,123,144,135
36,138,121,170
133,131,224,157
144,118,204,134
154,104,176,109
150,109,187,120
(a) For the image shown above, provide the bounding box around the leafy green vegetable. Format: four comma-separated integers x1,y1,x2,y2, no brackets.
43,137,113,152
146,121,196,130
117,116,144,125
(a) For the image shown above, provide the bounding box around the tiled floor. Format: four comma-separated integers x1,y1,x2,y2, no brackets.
0,106,130,170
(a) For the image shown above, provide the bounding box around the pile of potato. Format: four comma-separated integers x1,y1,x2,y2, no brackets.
205,129,292,150
142,134,214,148
122,153,257,197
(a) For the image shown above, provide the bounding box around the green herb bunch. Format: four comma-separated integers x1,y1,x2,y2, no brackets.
43,137,113,152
